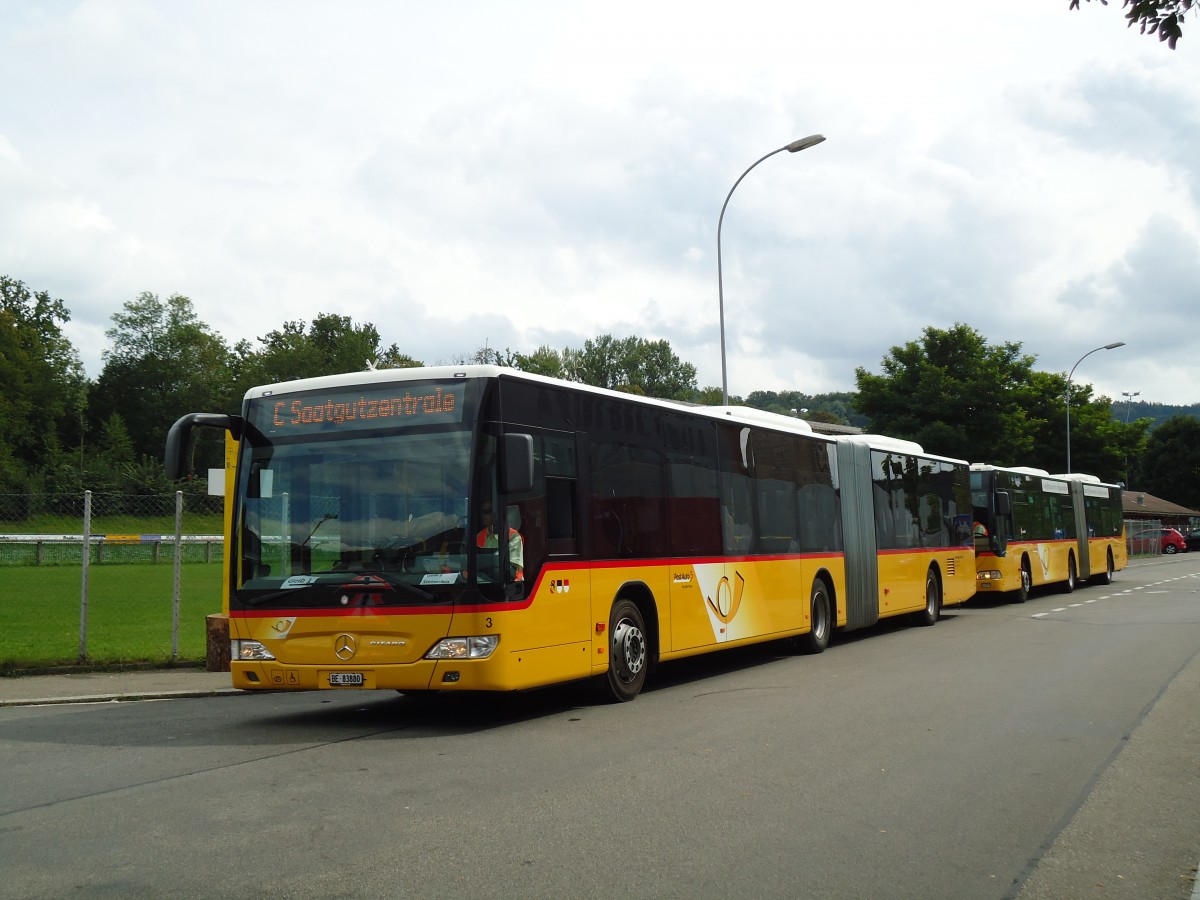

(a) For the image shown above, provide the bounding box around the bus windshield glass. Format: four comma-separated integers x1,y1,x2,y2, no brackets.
232,379,501,607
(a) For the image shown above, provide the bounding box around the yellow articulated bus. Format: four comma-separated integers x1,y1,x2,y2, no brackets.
969,464,1127,603
165,365,975,702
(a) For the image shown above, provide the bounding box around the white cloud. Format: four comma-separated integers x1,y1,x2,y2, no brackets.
0,0,1197,405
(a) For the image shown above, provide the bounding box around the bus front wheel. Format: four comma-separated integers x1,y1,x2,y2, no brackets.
1014,558,1032,604
603,598,648,702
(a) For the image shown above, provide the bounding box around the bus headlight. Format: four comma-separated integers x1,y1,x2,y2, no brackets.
232,639,275,661
425,635,499,660
977,570,1002,582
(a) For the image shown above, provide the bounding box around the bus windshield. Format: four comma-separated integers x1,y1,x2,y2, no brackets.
233,427,495,607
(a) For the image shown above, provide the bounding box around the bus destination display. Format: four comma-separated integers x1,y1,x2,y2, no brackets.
251,382,467,435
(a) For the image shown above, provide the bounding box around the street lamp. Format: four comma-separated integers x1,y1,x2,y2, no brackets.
1121,390,1141,423
1121,390,1140,488
1065,341,1125,473
718,134,826,405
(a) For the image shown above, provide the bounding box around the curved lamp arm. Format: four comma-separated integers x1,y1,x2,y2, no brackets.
1065,341,1125,473
718,135,826,405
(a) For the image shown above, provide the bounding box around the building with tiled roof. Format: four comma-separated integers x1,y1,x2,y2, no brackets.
1122,490,1200,529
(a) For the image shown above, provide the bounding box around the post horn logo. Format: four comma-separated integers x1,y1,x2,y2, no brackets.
334,634,357,660
706,572,745,624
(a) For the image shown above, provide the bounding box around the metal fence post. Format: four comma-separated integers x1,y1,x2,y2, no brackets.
172,490,183,660
79,490,91,662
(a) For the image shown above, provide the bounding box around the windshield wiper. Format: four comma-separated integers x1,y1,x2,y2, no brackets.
237,572,435,607
238,583,320,608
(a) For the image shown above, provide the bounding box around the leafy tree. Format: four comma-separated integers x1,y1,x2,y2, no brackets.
1063,386,1139,480
1070,0,1195,48
456,344,505,366
855,324,1148,482
744,389,809,415
91,292,234,475
854,324,1039,463
0,277,86,492
238,313,419,391
743,389,865,426
462,335,697,399
508,345,566,379
561,334,698,400
691,385,726,405
1138,416,1200,507
1014,370,1148,481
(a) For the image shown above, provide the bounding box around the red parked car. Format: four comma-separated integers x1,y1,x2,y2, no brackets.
1129,527,1188,555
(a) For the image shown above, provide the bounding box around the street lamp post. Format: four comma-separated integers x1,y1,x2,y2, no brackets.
718,134,826,406
1121,390,1141,423
1121,390,1140,488
1065,341,1125,473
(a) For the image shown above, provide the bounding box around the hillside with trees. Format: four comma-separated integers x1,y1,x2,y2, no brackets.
2,276,1197,507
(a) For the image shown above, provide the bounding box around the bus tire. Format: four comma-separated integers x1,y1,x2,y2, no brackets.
796,578,832,655
603,598,648,702
914,567,941,627
1093,550,1115,586
1060,555,1077,594
1014,558,1032,604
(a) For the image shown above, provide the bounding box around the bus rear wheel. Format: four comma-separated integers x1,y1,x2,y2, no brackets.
1060,555,1077,594
795,578,832,655
913,568,941,627
603,598,647,702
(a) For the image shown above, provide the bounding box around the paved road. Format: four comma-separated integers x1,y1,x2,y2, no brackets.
1,557,1198,899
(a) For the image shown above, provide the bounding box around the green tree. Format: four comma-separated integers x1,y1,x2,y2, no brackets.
1139,416,1200,507
691,385,726,405
561,334,697,400
238,313,420,391
508,345,566,379
1061,385,1136,480
743,389,863,426
66,412,171,494
1015,371,1148,482
854,324,1038,463
90,292,234,475
1070,0,1195,48
0,277,87,492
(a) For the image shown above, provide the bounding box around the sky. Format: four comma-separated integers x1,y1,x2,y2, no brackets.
2,1,1199,407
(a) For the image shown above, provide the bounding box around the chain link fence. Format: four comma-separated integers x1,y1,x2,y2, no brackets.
1125,518,1170,556
0,491,224,666
0,492,223,566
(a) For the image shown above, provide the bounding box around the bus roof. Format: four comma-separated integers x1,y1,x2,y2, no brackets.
708,405,814,434
241,365,830,441
836,433,967,466
970,463,1122,490
970,463,1052,476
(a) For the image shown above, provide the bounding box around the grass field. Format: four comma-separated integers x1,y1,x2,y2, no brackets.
0,563,223,670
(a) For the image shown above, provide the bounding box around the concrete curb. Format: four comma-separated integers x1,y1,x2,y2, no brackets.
0,688,244,708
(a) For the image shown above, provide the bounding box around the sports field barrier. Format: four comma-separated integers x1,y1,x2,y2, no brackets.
0,490,223,663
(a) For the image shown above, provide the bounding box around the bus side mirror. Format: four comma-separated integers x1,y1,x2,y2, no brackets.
164,413,242,480
995,491,1011,517
502,433,534,494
